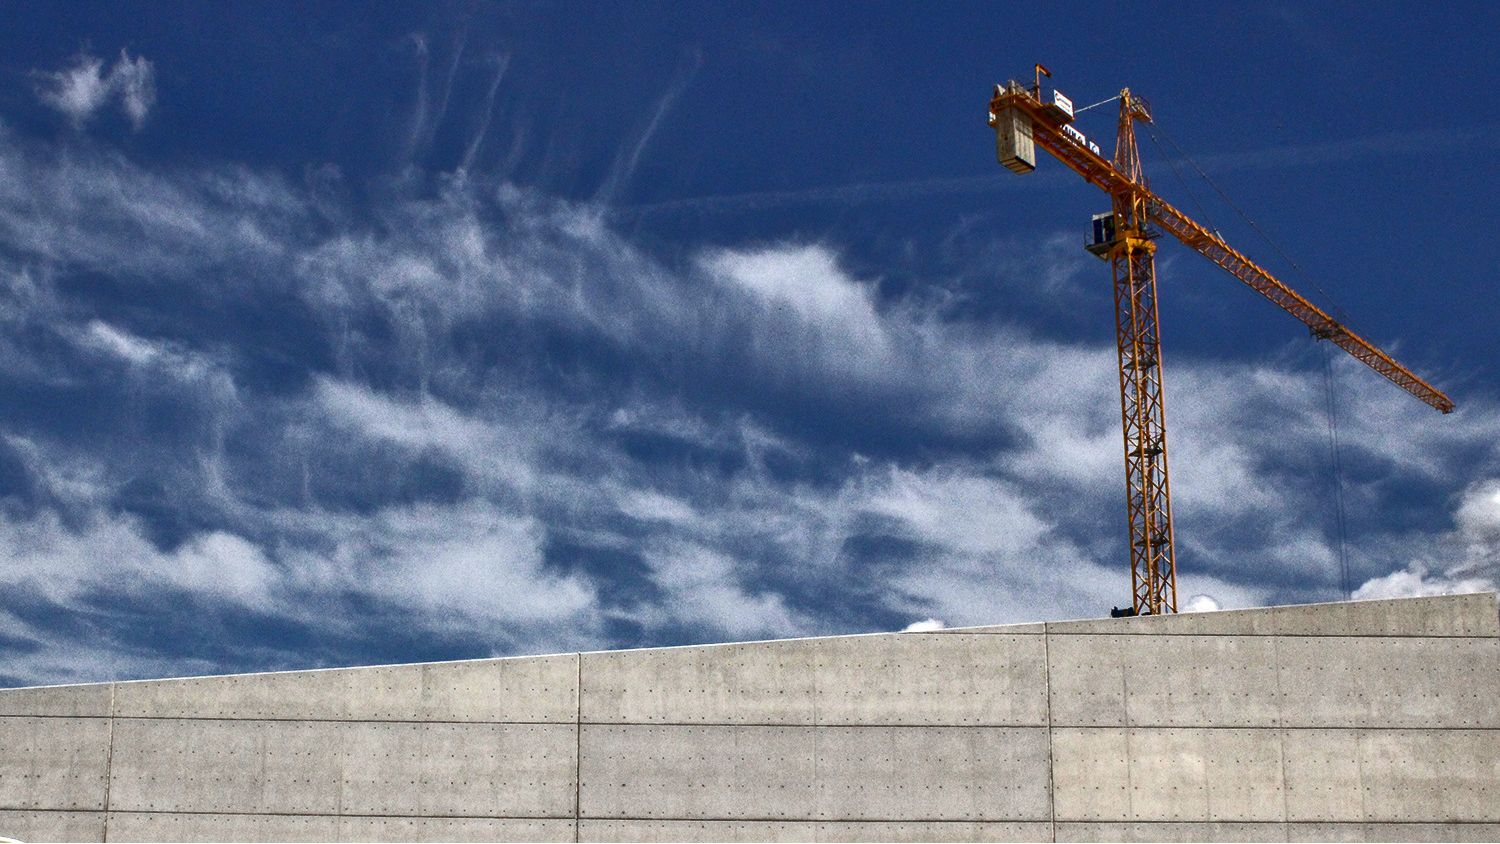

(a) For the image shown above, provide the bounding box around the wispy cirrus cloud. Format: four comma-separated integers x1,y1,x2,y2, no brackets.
594,48,701,204
33,49,156,130
0,115,1494,688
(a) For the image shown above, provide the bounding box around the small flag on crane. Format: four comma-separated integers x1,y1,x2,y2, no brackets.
1034,62,1052,98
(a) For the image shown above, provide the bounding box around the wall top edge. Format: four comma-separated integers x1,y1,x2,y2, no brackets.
2,591,1492,693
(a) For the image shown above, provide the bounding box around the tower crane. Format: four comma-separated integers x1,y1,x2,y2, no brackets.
989,65,1453,616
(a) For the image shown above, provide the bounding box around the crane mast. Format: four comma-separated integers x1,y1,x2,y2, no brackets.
988,71,1454,615
1106,90,1178,615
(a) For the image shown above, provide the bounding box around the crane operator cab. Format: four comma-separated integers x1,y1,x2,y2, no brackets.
1086,212,1117,259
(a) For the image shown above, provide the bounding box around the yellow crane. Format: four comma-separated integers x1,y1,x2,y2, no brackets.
989,65,1453,615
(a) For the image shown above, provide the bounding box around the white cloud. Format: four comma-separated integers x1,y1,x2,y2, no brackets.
81,320,159,365
1353,478,1500,600
902,618,946,632
1181,594,1221,613
112,52,156,129
861,467,1048,558
699,244,907,393
1455,479,1500,569
0,496,606,682
73,321,224,388
0,132,296,282
0,509,279,612
311,377,542,493
34,54,112,125
304,501,598,627
34,50,156,130
3,434,110,506
642,540,804,638
167,531,281,609
616,489,698,525
1172,573,1265,613
704,245,885,343
1353,565,1492,601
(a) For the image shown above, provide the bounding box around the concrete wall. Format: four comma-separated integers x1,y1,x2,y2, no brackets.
1,593,1497,843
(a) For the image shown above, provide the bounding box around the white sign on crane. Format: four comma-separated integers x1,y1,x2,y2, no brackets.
1052,90,1074,117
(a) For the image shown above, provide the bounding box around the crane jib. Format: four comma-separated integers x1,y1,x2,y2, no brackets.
991,84,1454,415
1143,197,1456,415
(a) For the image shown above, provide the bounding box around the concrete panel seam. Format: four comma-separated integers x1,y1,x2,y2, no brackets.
0,808,112,813
1043,627,1057,844
1353,727,1368,823
0,714,115,720
46,714,571,725
0,808,1184,821
575,720,1075,728
1054,819,1500,826
573,814,1057,822
102,682,116,842
1122,673,1134,823
1050,821,1500,827
1273,636,1290,826
14,713,1149,727
574,651,582,844
1047,632,1499,639
902,630,1046,635
100,714,738,726
95,808,580,819
1046,724,1500,732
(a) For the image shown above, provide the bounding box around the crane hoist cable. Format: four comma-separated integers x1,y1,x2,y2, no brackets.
1321,341,1354,601
1143,119,1357,328
1141,117,1359,602
1141,126,1220,242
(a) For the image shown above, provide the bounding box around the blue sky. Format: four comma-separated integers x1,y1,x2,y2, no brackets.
1,2,1497,686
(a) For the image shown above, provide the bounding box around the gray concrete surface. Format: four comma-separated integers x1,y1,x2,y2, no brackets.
0,592,1496,842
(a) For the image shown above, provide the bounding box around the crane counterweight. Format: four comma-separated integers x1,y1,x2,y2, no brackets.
994,107,1037,174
